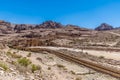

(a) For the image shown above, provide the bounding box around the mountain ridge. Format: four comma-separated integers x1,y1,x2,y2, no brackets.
0,20,120,32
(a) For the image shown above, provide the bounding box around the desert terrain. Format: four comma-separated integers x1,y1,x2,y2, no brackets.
0,20,119,80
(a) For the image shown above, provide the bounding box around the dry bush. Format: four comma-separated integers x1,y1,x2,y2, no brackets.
99,56,105,59
16,57,32,73
7,51,22,58
75,77,82,80
48,67,51,70
57,64,65,68
70,70,75,75
27,52,32,57
36,57,42,62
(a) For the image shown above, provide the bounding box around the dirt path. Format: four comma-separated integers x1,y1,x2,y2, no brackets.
30,46,120,61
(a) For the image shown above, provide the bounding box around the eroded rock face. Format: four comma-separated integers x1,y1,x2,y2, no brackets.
95,23,114,31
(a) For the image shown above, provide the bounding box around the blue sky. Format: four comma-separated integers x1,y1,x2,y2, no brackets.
0,0,120,28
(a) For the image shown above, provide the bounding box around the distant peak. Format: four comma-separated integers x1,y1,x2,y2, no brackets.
95,23,114,31
36,21,63,28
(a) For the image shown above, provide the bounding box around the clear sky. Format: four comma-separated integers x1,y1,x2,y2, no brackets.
0,0,120,29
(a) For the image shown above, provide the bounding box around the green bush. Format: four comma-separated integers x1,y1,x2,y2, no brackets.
31,64,41,73
17,57,31,67
0,62,8,71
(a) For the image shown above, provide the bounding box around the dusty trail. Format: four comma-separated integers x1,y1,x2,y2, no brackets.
30,46,120,60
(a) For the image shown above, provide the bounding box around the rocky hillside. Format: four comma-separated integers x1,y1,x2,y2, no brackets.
95,23,114,31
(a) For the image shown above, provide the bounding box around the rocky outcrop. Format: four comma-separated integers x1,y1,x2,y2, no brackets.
14,24,35,33
95,23,114,31
0,20,36,33
35,21,63,29
0,20,11,29
0,20,13,33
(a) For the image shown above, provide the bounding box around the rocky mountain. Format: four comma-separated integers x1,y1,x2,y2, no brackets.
1,20,114,33
35,21,63,29
95,23,114,31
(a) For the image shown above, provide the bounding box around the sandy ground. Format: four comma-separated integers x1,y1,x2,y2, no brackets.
3,48,119,80
107,31,120,37
30,46,120,61
83,50,120,61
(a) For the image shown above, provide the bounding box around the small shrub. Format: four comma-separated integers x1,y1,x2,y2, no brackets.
0,62,8,71
71,70,75,75
48,56,53,60
31,64,41,73
99,56,104,59
75,77,82,80
17,57,31,67
27,52,32,57
11,61,17,65
7,51,12,56
85,52,88,55
36,57,42,61
57,64,65,68
48,67,51,70
7,51,22,58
